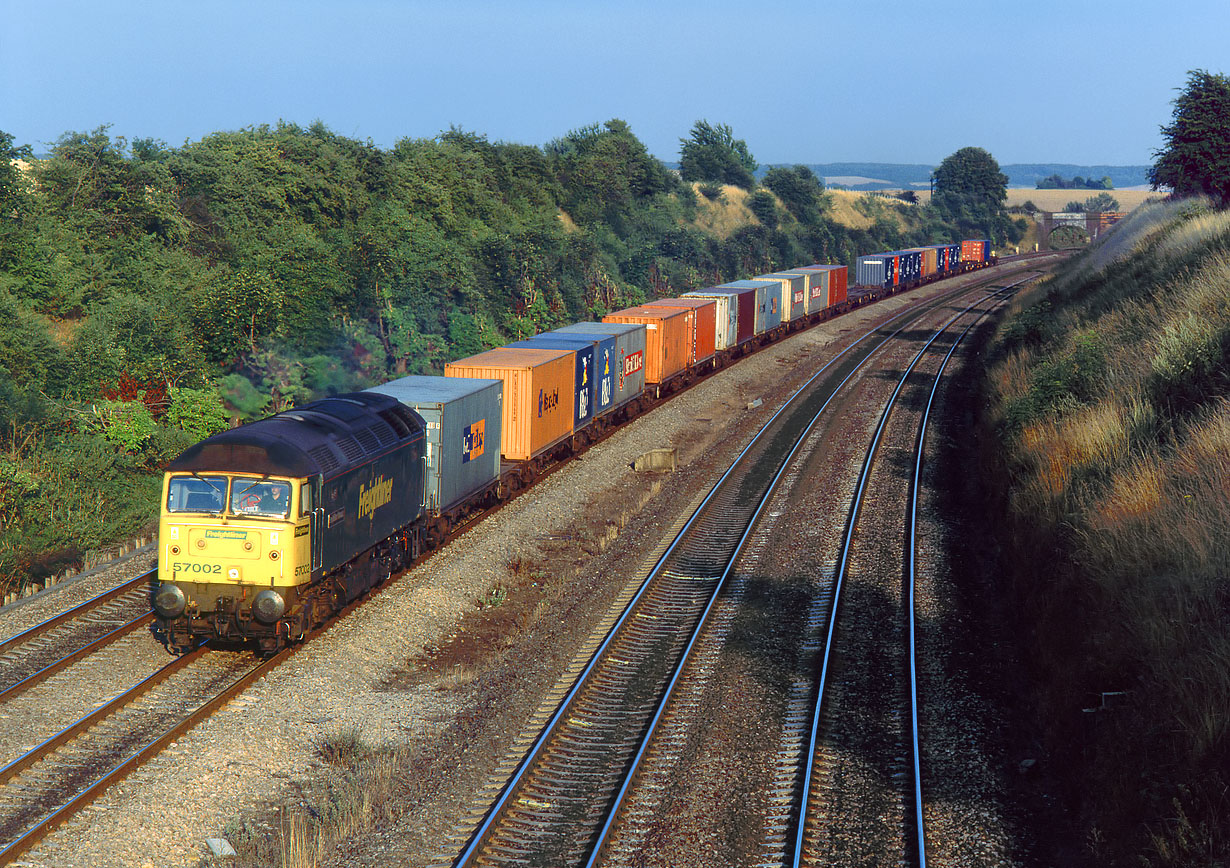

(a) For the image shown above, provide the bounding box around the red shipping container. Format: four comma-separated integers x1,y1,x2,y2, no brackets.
603,306,690,385
644,297,718,365
828,266,848,307
961,239,986,262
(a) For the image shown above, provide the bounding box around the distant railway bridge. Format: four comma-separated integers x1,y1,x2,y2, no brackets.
1036,210,1126,250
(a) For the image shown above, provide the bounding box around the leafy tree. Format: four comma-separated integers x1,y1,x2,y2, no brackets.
1083,193,1120,213
763,165,828,222
164,385,228,441
932,146,1008,209
192,268,283,365
1149,69,1230,203
547,120,674,224
678,121,757,190
0,130,32,213
930,146,1020,245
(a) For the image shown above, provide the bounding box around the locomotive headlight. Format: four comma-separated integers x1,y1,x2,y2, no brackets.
154,583,188,619
252,589,285,624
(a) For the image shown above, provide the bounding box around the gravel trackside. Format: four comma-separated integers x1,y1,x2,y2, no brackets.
12,272,1013,868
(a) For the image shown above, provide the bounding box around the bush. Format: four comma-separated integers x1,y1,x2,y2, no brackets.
747,190,779,229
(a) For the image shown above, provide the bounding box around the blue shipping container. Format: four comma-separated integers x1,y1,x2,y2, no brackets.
542,330,618,417
551,322,647,411
507,338,594,429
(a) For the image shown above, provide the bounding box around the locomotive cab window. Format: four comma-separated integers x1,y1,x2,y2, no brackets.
300,483,313,516
231,478,291,518
167,475,227,513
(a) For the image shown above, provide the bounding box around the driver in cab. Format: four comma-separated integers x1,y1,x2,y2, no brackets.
238,482,290,517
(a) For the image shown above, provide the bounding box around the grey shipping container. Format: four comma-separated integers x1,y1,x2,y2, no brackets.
781,269,828,316
856,253,894,289
751,272,807,323
681,290,734,350
551,321,647,410
716,279,783,335
364,375,502,515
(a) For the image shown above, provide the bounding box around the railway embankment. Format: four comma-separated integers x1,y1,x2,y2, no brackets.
971,197,1230,866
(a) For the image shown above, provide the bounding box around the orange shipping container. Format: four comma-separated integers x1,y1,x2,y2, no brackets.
444,347,574,461
644,297,718,365
602,306,690,385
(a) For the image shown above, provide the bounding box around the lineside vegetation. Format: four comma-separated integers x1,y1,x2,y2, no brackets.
978,197,1230,865
0,119,1020,596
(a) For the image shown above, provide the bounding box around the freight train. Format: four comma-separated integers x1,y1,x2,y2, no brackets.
153,240,996,652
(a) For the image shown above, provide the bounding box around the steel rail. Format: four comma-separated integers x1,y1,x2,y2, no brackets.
904,276,1032,868
0,612,155,703
0,646,284,866
0,570,154,656
0,643,208,789
791,277,1031,866
453,269,1029,868
0,533,402,867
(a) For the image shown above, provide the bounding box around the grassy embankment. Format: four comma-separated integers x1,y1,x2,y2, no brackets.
977,197,1230,865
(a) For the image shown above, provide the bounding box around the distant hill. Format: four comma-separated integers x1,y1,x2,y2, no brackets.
754,162,1153,190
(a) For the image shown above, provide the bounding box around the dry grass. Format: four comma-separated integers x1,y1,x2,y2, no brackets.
824,190,877,230
689,183,756,239
982,198,1230,865
225,728,407,868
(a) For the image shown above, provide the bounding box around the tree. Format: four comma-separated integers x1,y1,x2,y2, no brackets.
1083,193,1120,213
678,121,757,190
1149,69,1230,204
747,190,779,229
931,146,1008,209
0,131,32,213
763,165,828,222
930,146,1021,246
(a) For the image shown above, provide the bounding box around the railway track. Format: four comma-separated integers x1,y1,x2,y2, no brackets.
0,641,285,866
0,572,156,702
0,258,1051,868
793,283,1021,867
446,268,1042,867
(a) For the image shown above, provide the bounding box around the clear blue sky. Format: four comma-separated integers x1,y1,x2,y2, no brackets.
2,0,1225,166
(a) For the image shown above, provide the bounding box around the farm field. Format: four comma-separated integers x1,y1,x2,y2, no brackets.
907,188,1163,211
